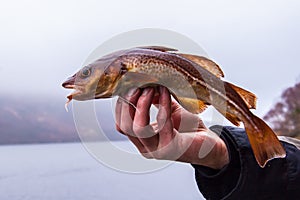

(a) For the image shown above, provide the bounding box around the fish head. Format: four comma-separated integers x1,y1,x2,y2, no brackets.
62,53,127,104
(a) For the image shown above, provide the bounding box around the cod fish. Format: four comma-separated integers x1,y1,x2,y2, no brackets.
62,46,286,167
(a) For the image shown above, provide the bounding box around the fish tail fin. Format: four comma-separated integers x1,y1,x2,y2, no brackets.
244,115,286,168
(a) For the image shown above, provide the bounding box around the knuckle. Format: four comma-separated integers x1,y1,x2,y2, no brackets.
151,151,165,160
151,146,177,160
156,114,166,123
156,109,169,122
132,123,148,137
136,100,148,112
119,124,133,135
133,124,155,138
115,124,123,133
141,152,153,159
116,98,123,105
132,124,143,135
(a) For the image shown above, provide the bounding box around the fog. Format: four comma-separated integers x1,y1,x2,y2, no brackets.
0,0,299,117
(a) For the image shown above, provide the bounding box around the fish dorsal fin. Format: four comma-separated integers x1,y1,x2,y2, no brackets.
174,96,207,114
138,46,178,52
228,82,257,109
177,53,224,78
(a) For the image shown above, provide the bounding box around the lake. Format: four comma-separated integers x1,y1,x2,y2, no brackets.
0,142,204,200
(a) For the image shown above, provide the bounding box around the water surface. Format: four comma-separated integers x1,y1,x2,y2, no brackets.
0,142,204,200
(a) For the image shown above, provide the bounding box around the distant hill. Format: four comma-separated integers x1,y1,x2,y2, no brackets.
0,96,126,145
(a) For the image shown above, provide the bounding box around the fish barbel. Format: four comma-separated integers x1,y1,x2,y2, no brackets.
62,46,286,167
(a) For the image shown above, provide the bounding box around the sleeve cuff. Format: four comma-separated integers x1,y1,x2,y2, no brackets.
192,125,241,200
192,125,288,200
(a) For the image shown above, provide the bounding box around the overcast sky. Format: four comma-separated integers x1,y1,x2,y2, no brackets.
0,0,299,116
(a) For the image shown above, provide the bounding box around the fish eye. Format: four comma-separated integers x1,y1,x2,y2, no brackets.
81,67,91,77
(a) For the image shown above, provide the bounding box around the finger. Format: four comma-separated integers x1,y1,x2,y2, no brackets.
115,98,123,133
156,86,174,147
127,135,149,155
134,88,154,127
152,92,181,114
153,94,184,131
151,87,160,106
157,86,171,124
133,88,159,149
115,88,146,150
117,88,141,135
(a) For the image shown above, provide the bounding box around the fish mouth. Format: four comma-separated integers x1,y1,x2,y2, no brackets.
63,84,76,89
66,88,82,101
63,83,102,111
62,80,84,111
62,83,80,99
64,87,83,111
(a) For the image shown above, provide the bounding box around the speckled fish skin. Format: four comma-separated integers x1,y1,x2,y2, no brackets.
62,46,286,168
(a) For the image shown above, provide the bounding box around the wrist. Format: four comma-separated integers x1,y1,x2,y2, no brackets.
178,130,229,169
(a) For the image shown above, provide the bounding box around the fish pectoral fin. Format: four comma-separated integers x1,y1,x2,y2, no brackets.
138,46,178,52
177,53,224,78
124,72,159,83
176,96,208,114
227,82,257,109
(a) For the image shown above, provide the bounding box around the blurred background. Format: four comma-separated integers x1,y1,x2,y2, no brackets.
0,0,299,199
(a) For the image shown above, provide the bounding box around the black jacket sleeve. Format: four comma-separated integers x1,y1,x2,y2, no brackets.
192,125,300,200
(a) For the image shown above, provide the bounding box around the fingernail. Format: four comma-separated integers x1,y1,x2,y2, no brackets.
117,98,122,104
142,88,152,96
127,88,138,97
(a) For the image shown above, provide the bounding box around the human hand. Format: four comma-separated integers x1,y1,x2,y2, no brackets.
115,86,229,169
